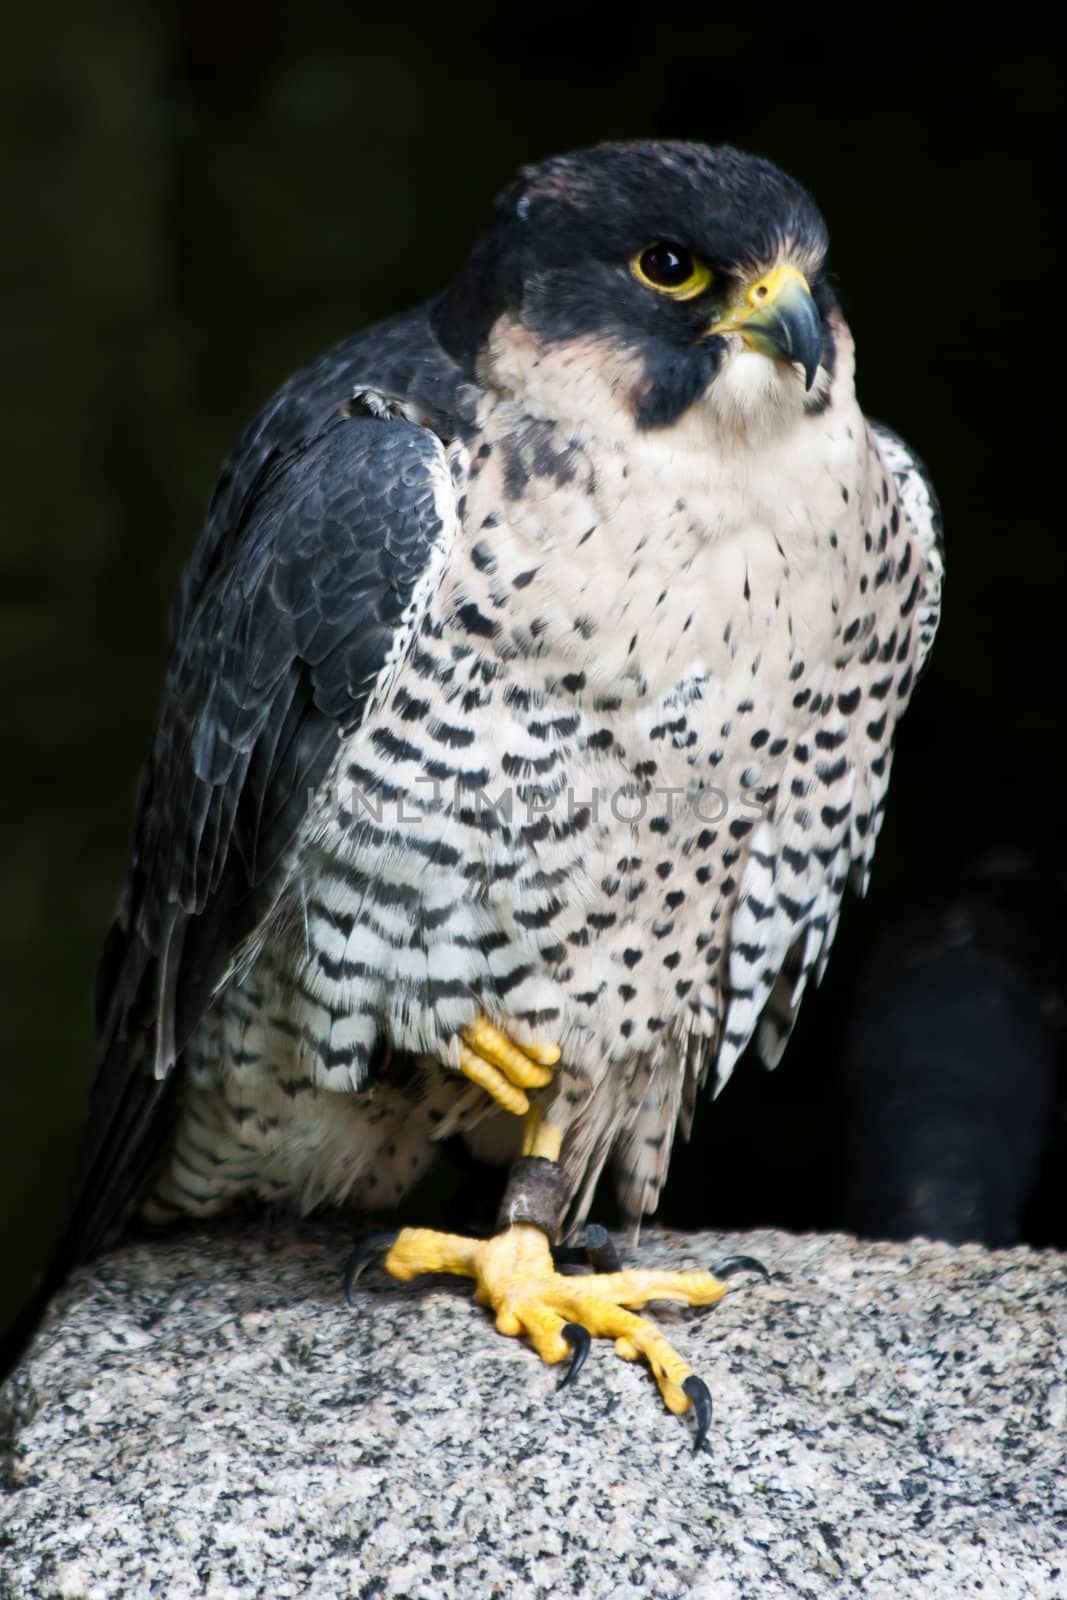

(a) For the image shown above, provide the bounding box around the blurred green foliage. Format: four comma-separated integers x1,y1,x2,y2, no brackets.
1,6,1062,1324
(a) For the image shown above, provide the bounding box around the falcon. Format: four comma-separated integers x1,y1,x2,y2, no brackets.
29,142,943,1443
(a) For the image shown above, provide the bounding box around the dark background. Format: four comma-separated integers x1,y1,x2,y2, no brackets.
2,6,1064,1326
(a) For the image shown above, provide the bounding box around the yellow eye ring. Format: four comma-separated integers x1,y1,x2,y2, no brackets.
631,242,714,300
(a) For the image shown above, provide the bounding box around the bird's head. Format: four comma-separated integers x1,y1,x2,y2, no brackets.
435,141,838,439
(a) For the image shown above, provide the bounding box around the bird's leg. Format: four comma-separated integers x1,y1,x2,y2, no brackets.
348,1086,768,1448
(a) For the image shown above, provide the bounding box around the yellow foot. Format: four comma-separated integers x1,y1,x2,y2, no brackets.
458,1015,560,1116
347,1222,766,1448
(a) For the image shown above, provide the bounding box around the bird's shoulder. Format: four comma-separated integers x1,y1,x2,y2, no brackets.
173,300,477,636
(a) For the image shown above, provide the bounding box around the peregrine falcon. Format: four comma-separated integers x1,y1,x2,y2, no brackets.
39,142,943,1441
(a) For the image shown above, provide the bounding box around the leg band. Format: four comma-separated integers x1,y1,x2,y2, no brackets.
496,1156,569,1237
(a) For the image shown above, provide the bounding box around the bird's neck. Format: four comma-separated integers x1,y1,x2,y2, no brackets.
445,362,868,705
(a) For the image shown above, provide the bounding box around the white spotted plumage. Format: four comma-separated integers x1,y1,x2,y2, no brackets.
148,293,942,1233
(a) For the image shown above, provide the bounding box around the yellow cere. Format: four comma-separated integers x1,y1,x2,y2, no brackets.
742,261,810,312
706,261,813,338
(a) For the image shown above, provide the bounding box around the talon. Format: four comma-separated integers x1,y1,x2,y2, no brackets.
550,1223,621,1273
711,1254,770,1283
458,1045,530,1116
458,1015,560,1117
582,1223,622,1273
683,1374,713,1452
369,1220,760,1443
550,1243,587,1269
343,1231,399,1304
559,1322,591,1388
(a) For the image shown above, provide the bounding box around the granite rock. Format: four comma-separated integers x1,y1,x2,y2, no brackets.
1,1223,1064,1599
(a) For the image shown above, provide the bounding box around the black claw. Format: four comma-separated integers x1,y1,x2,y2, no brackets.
549,1244,588,1268
683,1374,713,1452
558,1323,591,1388
583,1224,622,1273
711,1254,770,1283
343,1231,399,1305
551,1223,622,1273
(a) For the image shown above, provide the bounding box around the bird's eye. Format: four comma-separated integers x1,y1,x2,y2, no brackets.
632,242,713,300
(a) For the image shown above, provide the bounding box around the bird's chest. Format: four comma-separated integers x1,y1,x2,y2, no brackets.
364,418,861,1059
467,636,811,1062
311,401,874,1072
449,397,864,700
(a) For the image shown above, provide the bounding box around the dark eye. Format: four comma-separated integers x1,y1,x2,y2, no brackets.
639,243,692,286
632,242,713,299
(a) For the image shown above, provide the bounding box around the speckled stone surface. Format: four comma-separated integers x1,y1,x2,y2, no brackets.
1,1224,1064,1599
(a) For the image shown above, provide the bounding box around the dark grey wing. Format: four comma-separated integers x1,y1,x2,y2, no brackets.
77,407,457,1274
173,302,474,645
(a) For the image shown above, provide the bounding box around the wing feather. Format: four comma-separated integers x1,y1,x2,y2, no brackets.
56,406,457,1277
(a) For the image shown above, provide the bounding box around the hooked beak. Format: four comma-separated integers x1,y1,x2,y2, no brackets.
706,263,823,391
